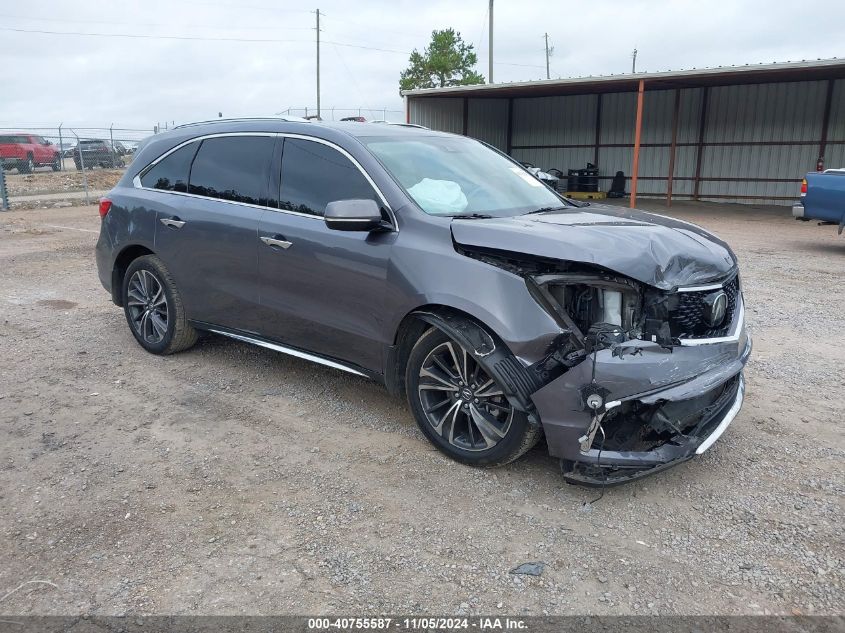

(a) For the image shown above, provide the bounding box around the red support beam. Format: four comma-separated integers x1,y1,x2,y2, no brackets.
629,79,645,208
819,78,834,166
666,88,681,207
693,87,710,200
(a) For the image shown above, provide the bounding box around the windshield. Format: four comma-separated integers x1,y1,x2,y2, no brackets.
364,135,568,217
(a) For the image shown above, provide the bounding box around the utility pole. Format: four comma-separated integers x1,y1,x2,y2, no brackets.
316,9,321,119
631,47,638,74
544,33,553,80
488,0,494,83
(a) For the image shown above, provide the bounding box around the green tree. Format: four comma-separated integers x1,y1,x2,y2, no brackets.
399,28,485,92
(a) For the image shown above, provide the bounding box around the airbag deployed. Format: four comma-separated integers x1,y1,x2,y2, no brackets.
408,178,468,215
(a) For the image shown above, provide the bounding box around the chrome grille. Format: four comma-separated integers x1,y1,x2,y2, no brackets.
669,275,740,339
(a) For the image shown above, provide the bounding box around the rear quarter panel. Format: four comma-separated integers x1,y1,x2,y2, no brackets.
803,172,845,224
95,186,159,296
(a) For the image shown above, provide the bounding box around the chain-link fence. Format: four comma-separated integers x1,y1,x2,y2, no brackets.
0,125,154,211
0,112,405,210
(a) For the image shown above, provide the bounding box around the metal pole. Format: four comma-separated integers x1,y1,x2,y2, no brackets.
58,124,64,172
488,0,494,83
544,33,550,80
0,165,9,211
109,123,115,168
316,9,321,119
629,79,645,209
72,130,90,206
666,89,681,208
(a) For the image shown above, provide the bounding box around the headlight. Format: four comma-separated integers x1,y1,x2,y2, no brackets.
527,273,642,344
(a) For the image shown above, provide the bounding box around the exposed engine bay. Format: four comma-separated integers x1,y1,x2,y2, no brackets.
452,242,749,485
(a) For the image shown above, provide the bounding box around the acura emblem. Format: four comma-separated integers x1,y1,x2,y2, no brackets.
704,291,728,327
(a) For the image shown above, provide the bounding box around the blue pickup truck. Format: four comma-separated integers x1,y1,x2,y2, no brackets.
793,169,845,234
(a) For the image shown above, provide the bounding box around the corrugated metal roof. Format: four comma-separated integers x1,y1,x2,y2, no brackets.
402,58,845,99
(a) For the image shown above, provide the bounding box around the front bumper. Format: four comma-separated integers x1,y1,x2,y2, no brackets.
532,299,752,485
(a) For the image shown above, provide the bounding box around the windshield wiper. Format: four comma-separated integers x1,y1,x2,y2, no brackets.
449,213,494,219
524,205,568,215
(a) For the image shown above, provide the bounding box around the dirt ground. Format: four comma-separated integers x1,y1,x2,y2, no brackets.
0,201,842,617
4,168,125,198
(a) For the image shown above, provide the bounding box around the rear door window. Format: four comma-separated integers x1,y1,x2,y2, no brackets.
188,136,274,205
279,138,378,216
140,142,199,192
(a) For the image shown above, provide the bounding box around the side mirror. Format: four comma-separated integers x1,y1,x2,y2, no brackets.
324,199,385,231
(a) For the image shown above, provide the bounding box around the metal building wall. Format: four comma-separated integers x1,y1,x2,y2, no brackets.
466,98,508,150
408,78,843,205
698,81,828,204
511,94,598,171
823,79,845,170
408,98,463,134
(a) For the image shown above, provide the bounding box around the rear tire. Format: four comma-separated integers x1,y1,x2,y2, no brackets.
122,255,198,355
18,155,33,174
405,327,542,467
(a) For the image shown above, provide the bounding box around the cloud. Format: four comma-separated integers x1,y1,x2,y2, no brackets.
1,0,842,130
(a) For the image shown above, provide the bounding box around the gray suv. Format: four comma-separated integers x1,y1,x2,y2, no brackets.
95,118,751,485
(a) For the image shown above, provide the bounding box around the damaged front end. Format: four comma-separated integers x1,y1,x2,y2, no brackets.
458,243,751,485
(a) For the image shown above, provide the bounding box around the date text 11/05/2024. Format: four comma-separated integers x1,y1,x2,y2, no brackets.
307,617,528,630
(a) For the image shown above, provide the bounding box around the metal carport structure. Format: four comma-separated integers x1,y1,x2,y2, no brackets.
402,59,845,206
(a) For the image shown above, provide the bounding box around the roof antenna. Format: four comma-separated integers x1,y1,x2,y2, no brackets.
631,47,638,74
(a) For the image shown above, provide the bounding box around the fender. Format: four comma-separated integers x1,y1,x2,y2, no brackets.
412,307,543,426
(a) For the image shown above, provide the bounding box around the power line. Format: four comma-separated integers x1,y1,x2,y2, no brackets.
0,12,313,31
1,25,548,69
177,0,311,13
0,26,410,53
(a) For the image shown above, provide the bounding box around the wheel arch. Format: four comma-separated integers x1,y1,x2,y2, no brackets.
111,244,155,306
386,305,543,422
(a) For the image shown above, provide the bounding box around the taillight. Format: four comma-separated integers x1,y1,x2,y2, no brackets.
98,198,112,218
800,179,807,196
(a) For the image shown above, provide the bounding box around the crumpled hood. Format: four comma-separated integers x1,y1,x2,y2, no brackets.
450,204,737,290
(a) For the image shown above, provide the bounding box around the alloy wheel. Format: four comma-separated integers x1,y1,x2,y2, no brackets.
126,269,169,344
417,341,513,451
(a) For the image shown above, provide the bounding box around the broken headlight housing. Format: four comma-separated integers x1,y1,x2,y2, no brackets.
527,273,642,347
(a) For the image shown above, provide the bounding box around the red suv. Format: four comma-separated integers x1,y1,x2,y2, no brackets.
0,133,62,173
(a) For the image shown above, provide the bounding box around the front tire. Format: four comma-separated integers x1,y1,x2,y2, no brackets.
122,255,198,355
52,154,61,171
405,327,542,467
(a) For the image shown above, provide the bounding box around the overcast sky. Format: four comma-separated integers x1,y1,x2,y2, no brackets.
2,0,843,134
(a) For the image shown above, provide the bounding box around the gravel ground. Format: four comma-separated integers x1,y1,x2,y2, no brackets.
0,201,842,616
3,169,124,210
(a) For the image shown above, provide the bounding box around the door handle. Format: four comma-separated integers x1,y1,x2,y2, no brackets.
260,235,293,250
160,217,186,229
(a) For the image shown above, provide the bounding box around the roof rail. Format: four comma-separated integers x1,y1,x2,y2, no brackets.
172,116,309,130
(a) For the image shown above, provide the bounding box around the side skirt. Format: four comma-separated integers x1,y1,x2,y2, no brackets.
189,321,380,381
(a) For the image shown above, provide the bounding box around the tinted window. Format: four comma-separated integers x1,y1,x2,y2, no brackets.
0,135,30,144
140,142,198,192
279,138,378,216
188,136,273,205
